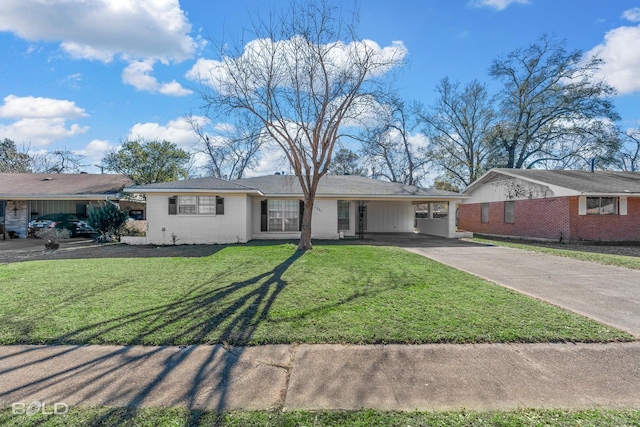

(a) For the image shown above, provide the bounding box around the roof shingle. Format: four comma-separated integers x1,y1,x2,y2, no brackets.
0,173,132,197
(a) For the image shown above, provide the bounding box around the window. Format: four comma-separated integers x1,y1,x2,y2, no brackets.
481,203,489,223
198,196,216,214
268,200,299,231
586,197,617,215
178,196,197,214
171,196,220,215
128,209,144,220
338,201,350,230
504,201,515,223
216,196,224,215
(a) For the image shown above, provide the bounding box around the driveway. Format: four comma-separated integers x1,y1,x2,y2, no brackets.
394,236,640,337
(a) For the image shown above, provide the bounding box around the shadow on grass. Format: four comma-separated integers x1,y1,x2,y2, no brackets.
0,251,303,418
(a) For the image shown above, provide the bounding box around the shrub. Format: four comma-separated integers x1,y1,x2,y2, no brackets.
121,220,147,237
87,202,128,242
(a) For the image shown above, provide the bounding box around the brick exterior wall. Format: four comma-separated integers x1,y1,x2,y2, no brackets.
568,196,640,241
459,197,570,241
459,196,640,242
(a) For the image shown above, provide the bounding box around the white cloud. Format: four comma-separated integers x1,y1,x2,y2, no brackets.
0,94,87,119
186,37,407,94
61,42,116,63
0,118,88,146
0,0,198,97
469,0,529,11
72,139,117,165
587,25,640,95
0,0,197,63
127,116,204,150
122,59,192,96
0,95,89,145
246,147,289,177
623,7,640,22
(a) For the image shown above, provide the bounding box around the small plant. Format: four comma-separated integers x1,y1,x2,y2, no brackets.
35,228,71,250
170,232,179,245
87,202,128,243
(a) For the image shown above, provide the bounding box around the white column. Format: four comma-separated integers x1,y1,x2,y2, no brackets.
447,201,457,238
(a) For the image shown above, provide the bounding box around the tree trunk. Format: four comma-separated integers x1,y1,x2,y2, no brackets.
298,197,314,251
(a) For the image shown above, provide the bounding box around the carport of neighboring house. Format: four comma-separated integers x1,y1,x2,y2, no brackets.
0,173,140,239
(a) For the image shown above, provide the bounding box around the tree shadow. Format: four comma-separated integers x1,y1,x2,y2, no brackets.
0,250,303,418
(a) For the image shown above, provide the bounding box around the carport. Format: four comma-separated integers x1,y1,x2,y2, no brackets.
413,200,472,239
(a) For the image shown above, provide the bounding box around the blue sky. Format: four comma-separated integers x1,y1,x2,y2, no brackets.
1,0,639,176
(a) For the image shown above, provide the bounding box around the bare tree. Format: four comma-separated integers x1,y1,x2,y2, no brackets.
193,1,406,250
417,78,496,188
489,34,619,169
613,128,640,172
359,95,427,185
32,149,87,173
187,112,265,179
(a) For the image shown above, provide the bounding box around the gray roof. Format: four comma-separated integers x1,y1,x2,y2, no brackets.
126,176,254,192
128,174,465,199
468,169,640,194
0,173,132,198
236,175,462,198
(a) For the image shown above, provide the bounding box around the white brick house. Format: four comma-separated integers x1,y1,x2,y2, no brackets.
126,175,468,245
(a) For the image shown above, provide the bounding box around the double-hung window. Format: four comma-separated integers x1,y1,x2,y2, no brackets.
268,200,299,231
586,197,617,215
172,196,223,215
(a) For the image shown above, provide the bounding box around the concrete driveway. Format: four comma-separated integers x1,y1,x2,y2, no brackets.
393,236,640,337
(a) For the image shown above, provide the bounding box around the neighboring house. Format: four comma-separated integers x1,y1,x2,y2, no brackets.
124,174,468,245
0,173,139,238
459,168,640,242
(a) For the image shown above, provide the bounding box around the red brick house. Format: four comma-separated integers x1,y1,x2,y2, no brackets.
458,169,640,242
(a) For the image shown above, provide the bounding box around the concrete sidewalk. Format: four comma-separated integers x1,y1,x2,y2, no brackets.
1,342,639,411
406,245,640,337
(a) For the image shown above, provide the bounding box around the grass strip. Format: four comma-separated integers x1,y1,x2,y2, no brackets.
1,407,640,427
473,237,640,271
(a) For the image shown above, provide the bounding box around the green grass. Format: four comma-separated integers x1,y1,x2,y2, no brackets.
473,237,640,271
2,407,640,427
0,244,632,345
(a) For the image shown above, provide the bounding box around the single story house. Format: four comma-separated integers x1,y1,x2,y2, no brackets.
124,174,469,245
458,168,640,242
0,173,140,238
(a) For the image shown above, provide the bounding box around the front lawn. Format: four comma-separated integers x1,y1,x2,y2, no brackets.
2,407,640,427
0,244,632,345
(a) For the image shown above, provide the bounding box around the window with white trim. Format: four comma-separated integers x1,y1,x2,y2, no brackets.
176,196,219,215
586,197,618,215
504,201,515,223
268,200,299,231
